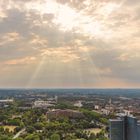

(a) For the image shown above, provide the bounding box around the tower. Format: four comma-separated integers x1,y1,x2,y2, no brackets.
109,115,139,140
109,119,124,140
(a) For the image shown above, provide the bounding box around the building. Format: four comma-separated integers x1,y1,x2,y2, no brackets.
0,99,14,108
137,121,140,140
123,110,131,116
124,116,138,140
74,101,83,108
101,109,110,115
94,105,100,110
46,109,84,120
0,99,14,103
109,115,140,140
33,100,55,108
55,96,58,103
109,119,124,140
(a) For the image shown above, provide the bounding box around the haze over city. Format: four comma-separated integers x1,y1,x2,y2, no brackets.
0,0,140,88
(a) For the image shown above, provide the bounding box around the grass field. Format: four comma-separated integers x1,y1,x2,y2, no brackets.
3,125,17,132
85,128,102,135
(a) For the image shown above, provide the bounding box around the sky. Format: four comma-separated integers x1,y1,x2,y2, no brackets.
0,0,140,88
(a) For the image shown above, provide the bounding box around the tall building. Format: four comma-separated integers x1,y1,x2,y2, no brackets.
125,116,138,140
109,115,140,140
109,119,124,140
137,121,140,140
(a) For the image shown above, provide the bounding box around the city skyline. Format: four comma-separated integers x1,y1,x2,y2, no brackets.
0,0,140,88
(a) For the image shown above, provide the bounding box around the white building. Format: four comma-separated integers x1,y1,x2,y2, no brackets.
0,99,14,103
94,105,100,110
101,109,110,115
33,100,55,108
74,101,83,108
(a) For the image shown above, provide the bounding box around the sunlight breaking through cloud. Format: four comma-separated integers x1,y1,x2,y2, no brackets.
0,0,140,88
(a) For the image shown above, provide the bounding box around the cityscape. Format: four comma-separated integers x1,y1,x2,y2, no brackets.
0,0,140,140
0,89,140,139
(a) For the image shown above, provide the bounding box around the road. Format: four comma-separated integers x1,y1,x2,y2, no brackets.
13,128,26,139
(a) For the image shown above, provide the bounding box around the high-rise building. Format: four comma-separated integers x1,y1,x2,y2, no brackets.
109,115,140,140
109,119,124,140
125,116,138,140
137,121,140,140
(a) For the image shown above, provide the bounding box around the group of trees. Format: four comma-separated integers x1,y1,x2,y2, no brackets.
0,101,109,140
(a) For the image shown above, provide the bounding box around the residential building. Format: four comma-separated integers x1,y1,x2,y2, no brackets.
33,100,55,108
46,109,84,119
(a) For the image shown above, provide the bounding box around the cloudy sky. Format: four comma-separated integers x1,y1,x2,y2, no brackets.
0,0,140,88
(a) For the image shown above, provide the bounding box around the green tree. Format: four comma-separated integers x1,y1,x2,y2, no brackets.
26,126,35,133
25,134,40,140
50,133,60,140
34,122,44,130
0,135,12,140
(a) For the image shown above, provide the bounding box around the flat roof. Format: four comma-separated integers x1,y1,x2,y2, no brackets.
109,119,123,122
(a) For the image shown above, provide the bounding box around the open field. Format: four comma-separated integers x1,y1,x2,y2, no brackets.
85,128,102,135
3,125,17,132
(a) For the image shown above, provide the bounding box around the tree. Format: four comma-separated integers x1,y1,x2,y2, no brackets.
14,138,24,140
34,122,44,130
89,133,96,140
7,118,21,126
26,126,35,133
50,133,60,140
0,135,12,140
25,134,40,140
0,126,4,132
